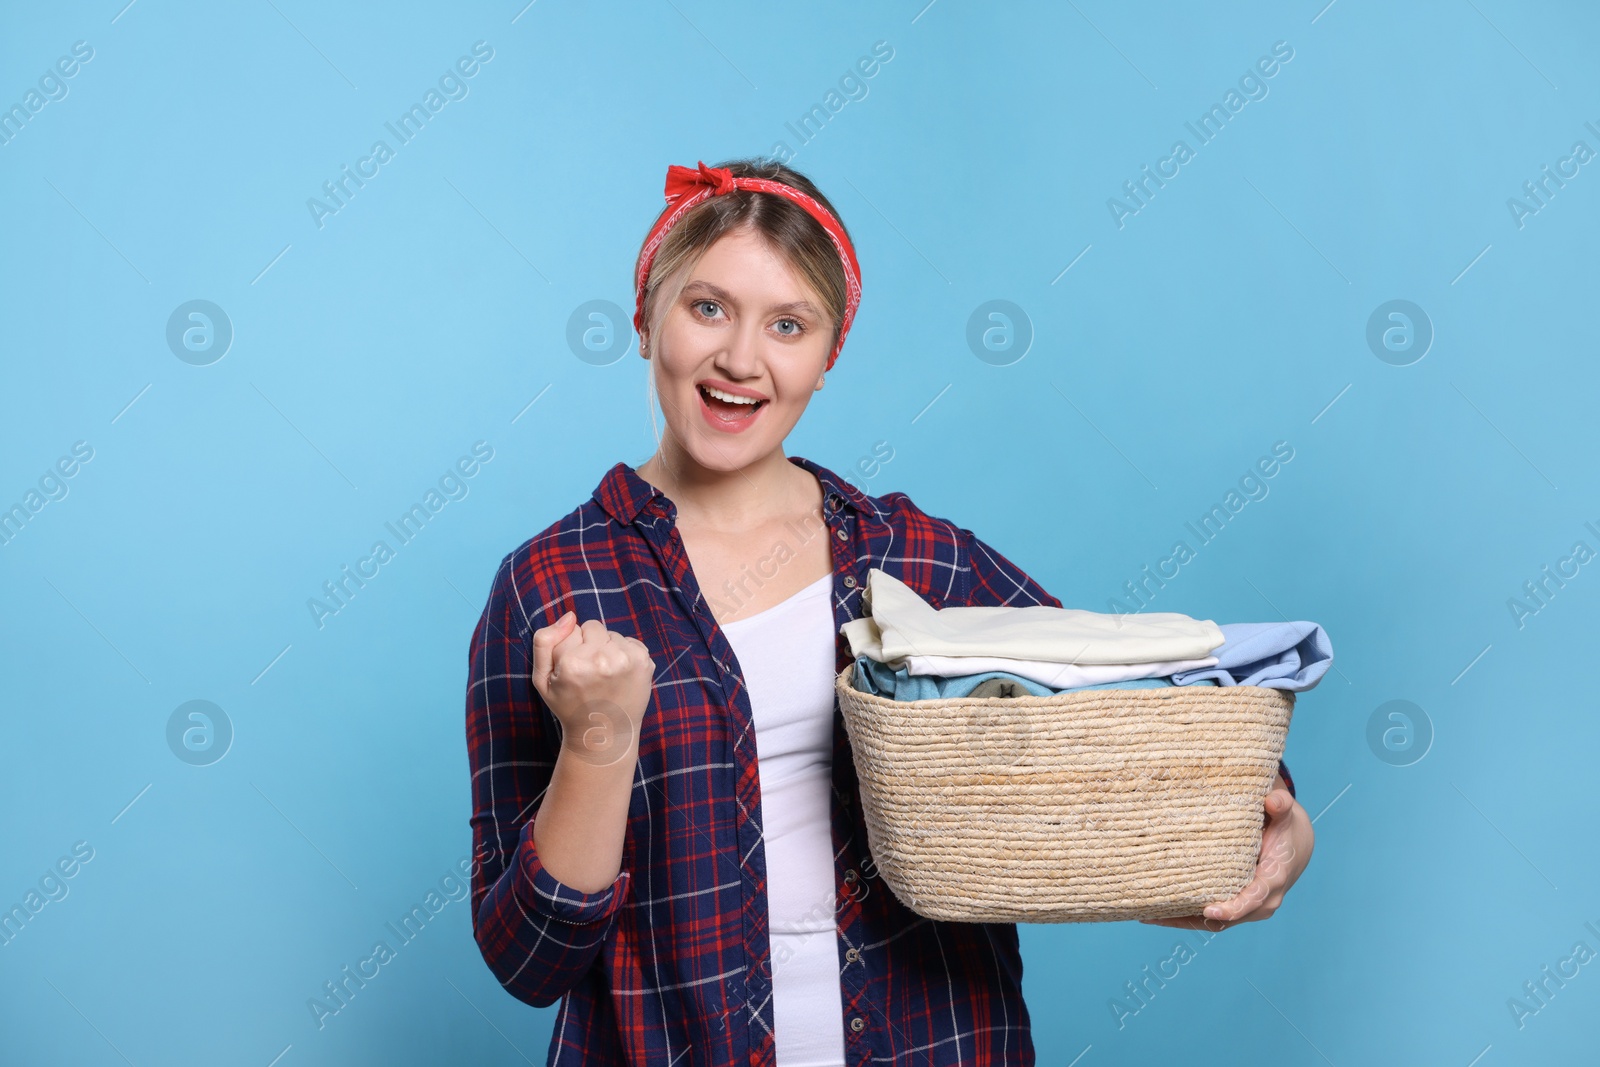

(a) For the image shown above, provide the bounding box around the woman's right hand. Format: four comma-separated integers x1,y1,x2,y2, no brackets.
531,611,656,767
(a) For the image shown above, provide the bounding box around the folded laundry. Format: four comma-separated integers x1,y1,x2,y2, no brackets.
851,654,1220,702
841,570,1333,700
903,653,1219,689
841,568,1224,666
1168,621,1332,692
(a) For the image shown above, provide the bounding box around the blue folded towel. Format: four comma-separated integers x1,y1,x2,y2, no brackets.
1169,621,1332,692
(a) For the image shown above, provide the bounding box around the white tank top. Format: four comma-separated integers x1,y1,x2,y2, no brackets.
720,571,846,1067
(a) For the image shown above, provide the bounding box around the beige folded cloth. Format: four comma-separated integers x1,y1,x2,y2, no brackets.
841,567,1223,666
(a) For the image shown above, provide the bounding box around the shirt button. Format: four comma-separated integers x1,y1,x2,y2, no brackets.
845,947,860,963
834,527,848,541
850,1016,866,1033
844,869,859,884
843,575,856,589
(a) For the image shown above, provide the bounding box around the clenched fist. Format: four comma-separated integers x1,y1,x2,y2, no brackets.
531,611,656,767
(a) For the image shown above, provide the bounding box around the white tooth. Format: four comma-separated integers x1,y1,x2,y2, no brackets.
704,385,760,405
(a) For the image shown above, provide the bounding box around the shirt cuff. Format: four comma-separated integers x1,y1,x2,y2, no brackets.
1277,759,1296,800
515,818,631,925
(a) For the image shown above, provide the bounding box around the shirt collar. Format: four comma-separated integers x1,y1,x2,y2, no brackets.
593,455,883,527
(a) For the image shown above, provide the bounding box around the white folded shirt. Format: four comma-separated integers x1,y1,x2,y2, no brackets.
842,567,1225,665
902,654,1220,688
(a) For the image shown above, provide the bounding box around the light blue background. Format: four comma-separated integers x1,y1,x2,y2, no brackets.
3,0,1597,1063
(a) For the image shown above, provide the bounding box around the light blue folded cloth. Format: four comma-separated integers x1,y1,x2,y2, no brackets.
850,655,1215,702
851,656,1053,700
1169,621,1332,692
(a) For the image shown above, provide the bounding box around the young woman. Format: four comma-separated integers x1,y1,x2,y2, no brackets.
465,158,1314,1065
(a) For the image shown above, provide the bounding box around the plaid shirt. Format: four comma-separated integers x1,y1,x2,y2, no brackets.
465,455,1295,1065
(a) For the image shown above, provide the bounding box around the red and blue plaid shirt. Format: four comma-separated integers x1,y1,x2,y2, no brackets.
465,454,1294,1065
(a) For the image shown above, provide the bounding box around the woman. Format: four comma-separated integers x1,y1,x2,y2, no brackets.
466,158,1314,1065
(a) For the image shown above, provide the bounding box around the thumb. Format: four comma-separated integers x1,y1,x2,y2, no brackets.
1266,787,1294,820
532,611,576,692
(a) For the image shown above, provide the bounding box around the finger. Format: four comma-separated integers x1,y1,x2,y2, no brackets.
1253,820,1301,884
1227,901,1275,925
1206,860,1283,920
622,634,656,668
597,630,633,660
1140,914,1233,932
1204,881,1259,921
593,646,629,677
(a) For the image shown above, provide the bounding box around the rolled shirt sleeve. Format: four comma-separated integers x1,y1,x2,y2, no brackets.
466,552,631,1009
516,817,631,925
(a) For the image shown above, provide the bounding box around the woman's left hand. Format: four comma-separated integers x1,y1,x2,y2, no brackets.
1138,773,1312,931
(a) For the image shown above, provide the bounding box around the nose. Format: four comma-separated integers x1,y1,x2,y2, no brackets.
714,316,764,379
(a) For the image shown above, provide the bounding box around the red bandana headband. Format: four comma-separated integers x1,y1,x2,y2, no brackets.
633,160,862,372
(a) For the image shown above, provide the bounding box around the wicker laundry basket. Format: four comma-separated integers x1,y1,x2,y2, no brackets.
834,662,1294,923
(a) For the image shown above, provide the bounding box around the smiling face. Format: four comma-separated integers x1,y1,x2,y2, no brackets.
642,225,834,473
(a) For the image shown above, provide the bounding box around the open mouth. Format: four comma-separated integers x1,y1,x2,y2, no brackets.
696,383,767,425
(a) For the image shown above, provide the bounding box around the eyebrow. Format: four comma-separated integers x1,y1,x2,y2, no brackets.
680,279,820,317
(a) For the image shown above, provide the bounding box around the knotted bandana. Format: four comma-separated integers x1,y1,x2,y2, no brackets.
633,160,862,371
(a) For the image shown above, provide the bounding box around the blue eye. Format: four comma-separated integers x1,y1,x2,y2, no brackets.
775,319,804,335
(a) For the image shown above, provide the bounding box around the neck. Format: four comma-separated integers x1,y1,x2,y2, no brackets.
635,436,809,531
